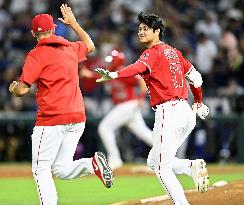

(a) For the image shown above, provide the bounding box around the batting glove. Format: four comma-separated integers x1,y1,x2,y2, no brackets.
192,102,209,120
95,68,118,82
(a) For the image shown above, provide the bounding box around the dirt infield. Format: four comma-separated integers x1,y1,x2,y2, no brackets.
115,164,244,175
113,165,244,205
0,164,32,178
1,164,244,205
115,180,244,205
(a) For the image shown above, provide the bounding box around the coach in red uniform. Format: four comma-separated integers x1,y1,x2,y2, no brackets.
9,4,113,205
96,12,209,205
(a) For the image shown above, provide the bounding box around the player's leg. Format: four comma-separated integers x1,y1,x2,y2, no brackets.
126,103,152,146
52,122,94,179
150,103,190,205
172,102,209,192
98,102,134,169
174,153,209,193
52,122,114,188
172,157,192,176
147,147,155,171
176,137,189,158
32,125,65,205
172,106,196,176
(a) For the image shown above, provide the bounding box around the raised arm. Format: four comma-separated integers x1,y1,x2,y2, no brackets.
58,4,95,53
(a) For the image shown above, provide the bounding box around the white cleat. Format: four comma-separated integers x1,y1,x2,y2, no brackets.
191,159,209,192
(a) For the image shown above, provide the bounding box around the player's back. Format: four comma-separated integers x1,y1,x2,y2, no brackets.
28,35,85,118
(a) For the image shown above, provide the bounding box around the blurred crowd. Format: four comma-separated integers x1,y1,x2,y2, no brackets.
0,0,243,163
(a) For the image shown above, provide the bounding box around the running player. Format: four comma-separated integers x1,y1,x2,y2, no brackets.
9,4,113,205
96,12,209,205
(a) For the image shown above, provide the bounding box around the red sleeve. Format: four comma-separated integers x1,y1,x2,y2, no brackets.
119,77,138,85
117,61,147,78
19,54,42,86
176,50,193,75
190,84,202,103
136,49,158,73
71,41,88,62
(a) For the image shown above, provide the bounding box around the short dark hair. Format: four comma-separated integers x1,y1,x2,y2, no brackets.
137,12,165,40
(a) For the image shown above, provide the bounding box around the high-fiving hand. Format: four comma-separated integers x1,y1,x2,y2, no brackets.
95,68,118,82
58,4,77,26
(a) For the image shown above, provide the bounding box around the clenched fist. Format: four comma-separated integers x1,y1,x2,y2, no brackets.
9,81,19,93
192,102,209,120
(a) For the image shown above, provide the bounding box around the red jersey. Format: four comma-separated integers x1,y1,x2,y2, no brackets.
20,35,88,126
110,76,139,104
118,43,193,107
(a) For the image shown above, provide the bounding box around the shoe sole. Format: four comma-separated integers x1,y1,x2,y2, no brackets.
195,159,209,192
96,152,114,188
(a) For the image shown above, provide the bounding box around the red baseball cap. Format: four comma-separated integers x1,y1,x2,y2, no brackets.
32,14,56,33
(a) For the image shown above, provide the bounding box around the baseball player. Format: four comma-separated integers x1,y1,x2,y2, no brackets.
97,50,152,169
96,12,209,205
9,4,113,205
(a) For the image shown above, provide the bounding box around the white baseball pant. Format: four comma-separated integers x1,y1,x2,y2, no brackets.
31,122,94,205
98,100,152,167
147,99,196,205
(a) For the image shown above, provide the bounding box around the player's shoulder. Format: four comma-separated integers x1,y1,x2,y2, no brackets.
146,42,177,56
161,43,184,60
27,48,39,57
160,42,179,52
140,47,149,55
26,47,44,62
139,47,157,61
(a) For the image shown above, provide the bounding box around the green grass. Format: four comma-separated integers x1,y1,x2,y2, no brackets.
0,176,161,205
0,169,244,205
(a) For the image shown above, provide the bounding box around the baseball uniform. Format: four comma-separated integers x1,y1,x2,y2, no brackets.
117,42,200,204
20,35,95,205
